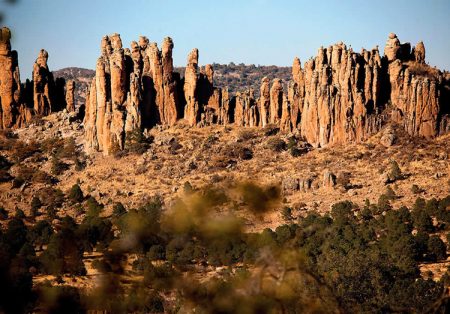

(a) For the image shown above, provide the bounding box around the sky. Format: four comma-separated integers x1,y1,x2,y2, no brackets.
1,0,449,79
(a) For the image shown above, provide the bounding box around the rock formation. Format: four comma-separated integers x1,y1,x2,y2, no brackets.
184,49,199,127
0,27,21,129
269,78,283,124
161,37,179,126
33,49,55,115
83,31,450,154
65,80,75,112
259,77,271,127
0,27,69,129
413,41,425,63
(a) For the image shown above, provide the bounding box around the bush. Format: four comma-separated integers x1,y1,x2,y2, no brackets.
413,210,434,233
32,170,53,184
266,137,286,152
427,236,446,261
389,160,402,181
15,208,25,219
281,206,293,222
125,129,151,154
38,188,65,208
31,196,42,213
377,194,393,212
411,184,422,194
85,197,103,217
0,206,8,220
11,140,41,162
51,156,68,175
112,202,127,218
68,184,84,203
0,169,12,182
385,186,397,200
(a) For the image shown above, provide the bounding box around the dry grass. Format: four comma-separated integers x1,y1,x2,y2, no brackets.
405,61,440,80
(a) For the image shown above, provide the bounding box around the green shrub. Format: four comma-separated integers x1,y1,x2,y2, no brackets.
427,236,446,261
389,160,402,181
68,184,84,203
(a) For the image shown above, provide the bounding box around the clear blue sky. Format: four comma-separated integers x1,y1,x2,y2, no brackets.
1,0,449,79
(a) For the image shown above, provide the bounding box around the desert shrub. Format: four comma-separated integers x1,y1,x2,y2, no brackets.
389,160,402,181
427,236,446,261
85,196,103,217
411,184,422,194
11,140,41,162
281,206,293,222
336,172,352,189
31,196,42,211
51,156,68,175
15,166,34,182
68,184,84,203
263,124,279,136
74,157,86,171
112,202,127,218
15,208,25,219
147,244,166,261
377,194,393,213
222,143,253,160
32,170,53,184
38,187,65,208
0,169,12,182
40,217,86,275
237,130,256,141
266,137,286,152
59,137,77,158
385,186,397,200
183,181,194,194
40,137,64,155
412,209,434,233
0,206,8,220
125,129,151,154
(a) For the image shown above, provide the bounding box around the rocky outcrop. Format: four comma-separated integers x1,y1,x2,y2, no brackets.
184,49,199,126
83,31,449,154
0,27,21,129
259,77,270,127
298,43,385,147
269,78,283,124
322,169,336,188
33,49,55,115
413,41,425,63
233,90,258,127
65,80,75,112
161,37,179,126
85,33,224,154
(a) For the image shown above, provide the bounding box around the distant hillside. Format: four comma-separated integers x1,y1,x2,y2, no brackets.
53,64,292,105
52,67,95,106
175,63,292,96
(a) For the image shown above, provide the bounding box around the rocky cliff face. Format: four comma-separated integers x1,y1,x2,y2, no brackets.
82,32,449,154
